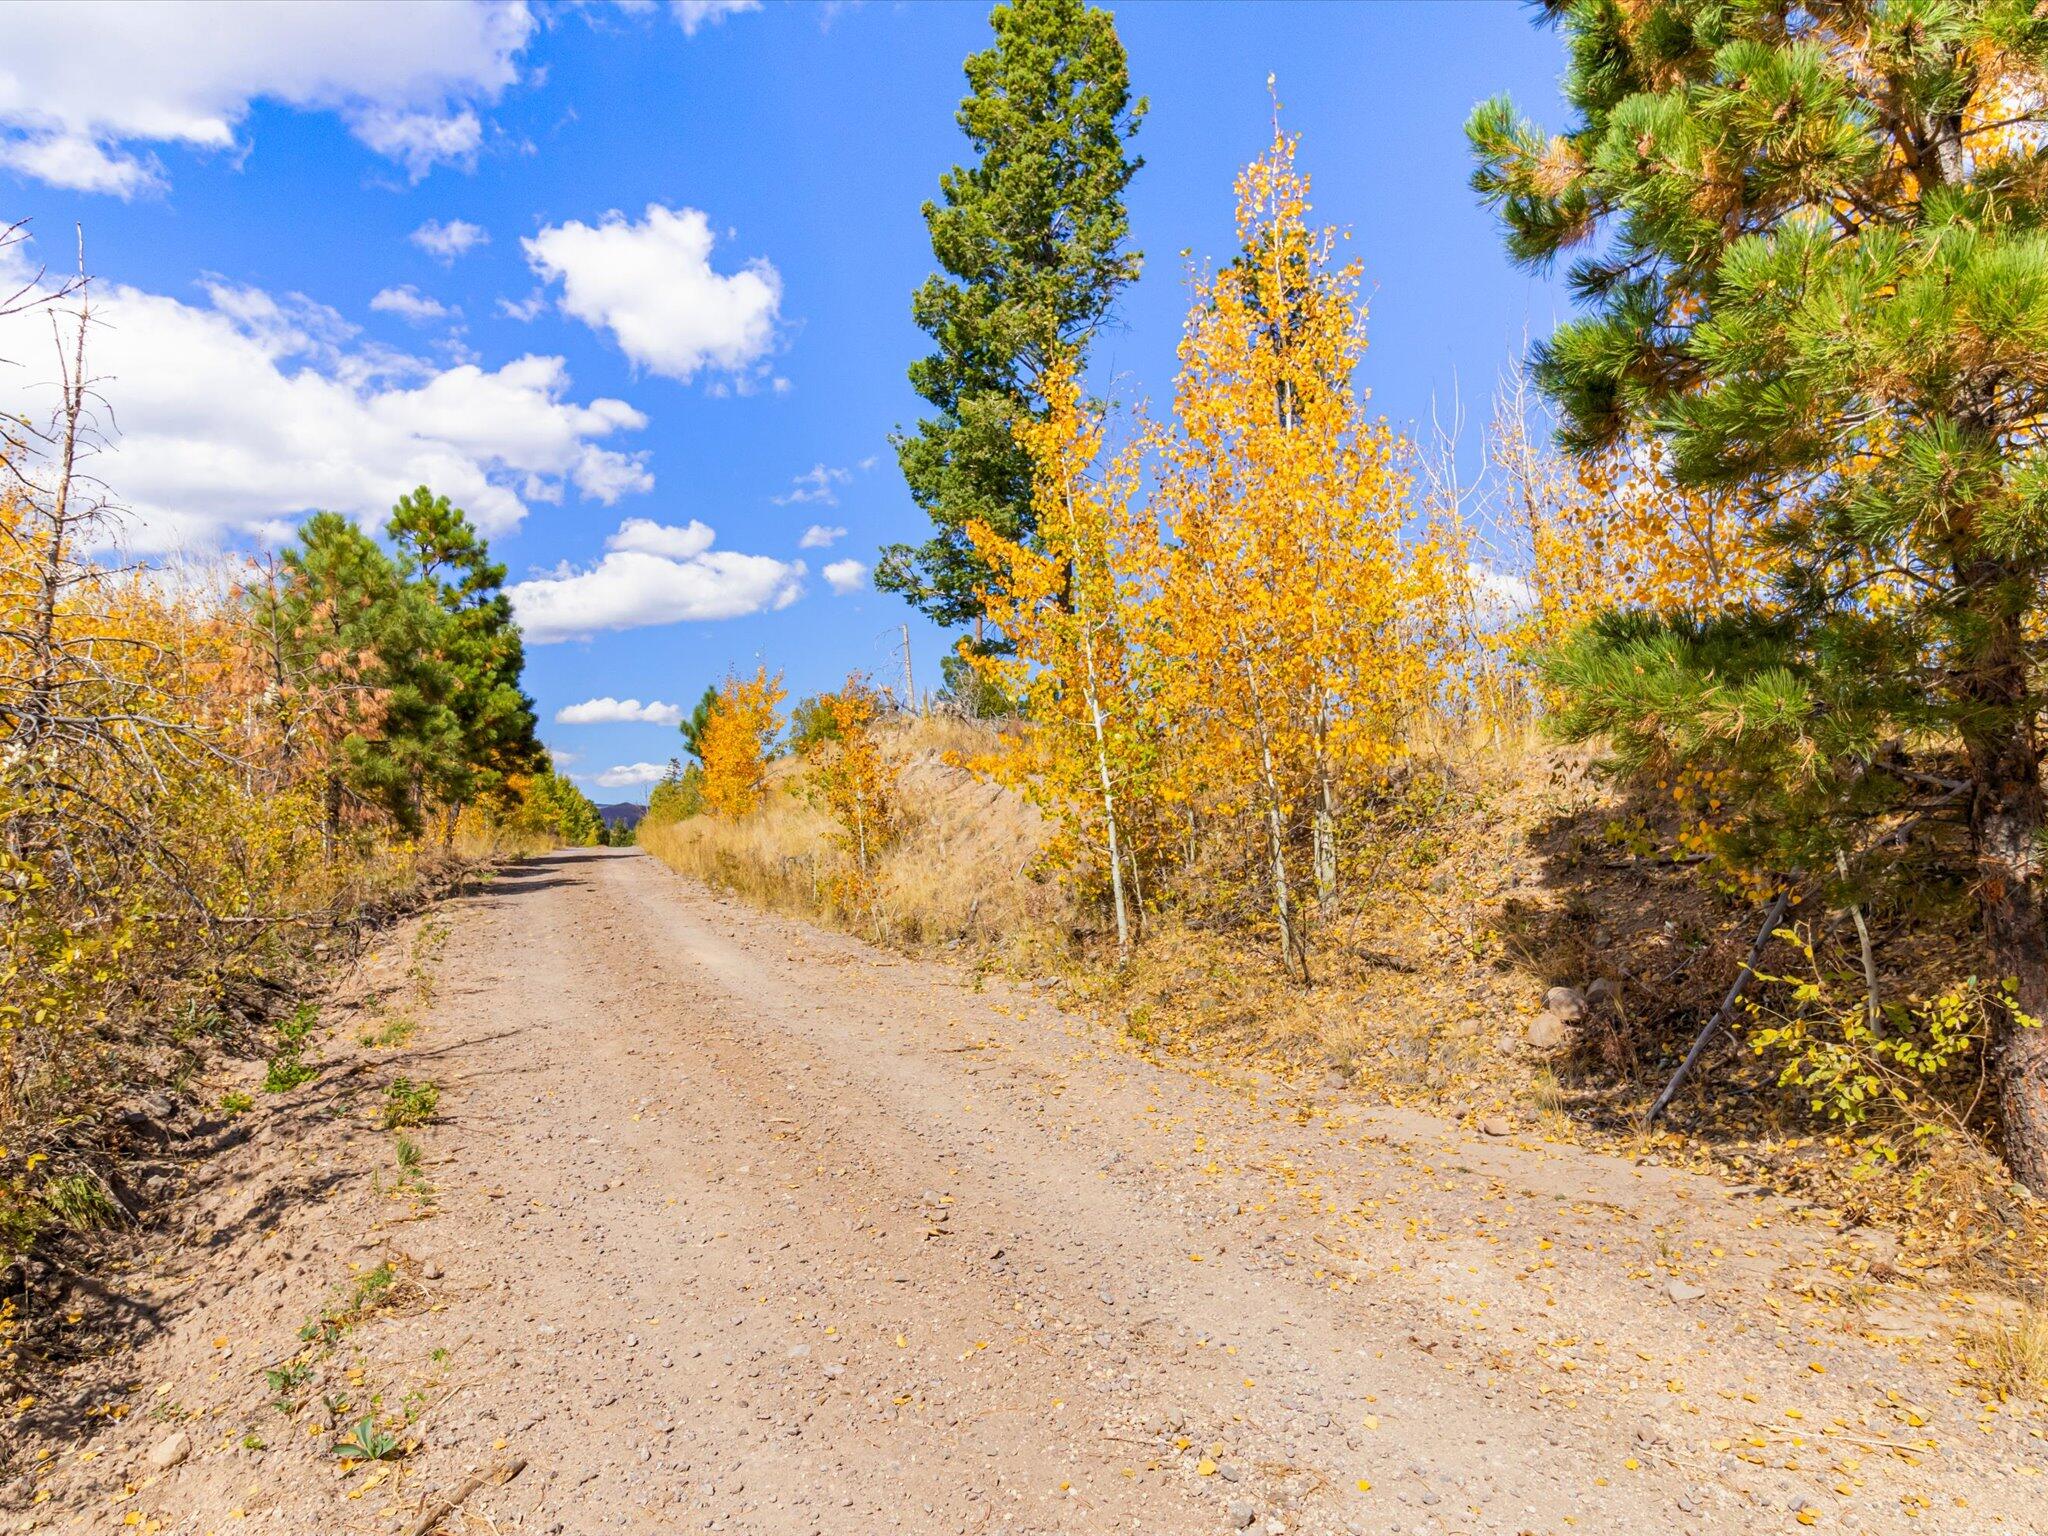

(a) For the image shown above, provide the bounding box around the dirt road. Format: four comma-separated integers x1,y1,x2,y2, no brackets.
21,847,2047,1534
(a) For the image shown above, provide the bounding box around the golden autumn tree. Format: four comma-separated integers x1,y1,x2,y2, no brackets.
699,667,787,819
969,359,1157,956
1484,365,1769,649
804,674,900,908
1150,116,1441,981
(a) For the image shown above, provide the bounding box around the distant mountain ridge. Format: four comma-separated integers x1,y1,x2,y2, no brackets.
596,802,646,831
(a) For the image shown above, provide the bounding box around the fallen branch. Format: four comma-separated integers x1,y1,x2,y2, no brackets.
1646,887,1793,1127
405,1457,526,1536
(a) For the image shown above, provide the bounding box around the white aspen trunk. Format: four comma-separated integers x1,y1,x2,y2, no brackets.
1313,777,1336,905
1236,630,1307,984
1057,464,1131,958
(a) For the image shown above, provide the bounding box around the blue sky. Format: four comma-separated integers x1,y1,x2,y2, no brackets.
0,0,1570,799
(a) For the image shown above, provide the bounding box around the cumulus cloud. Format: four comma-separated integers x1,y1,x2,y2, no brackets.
523,204,780,384
592,762,668,790
822,557,868,595
0,256,650,552
369,284,452,324
605,516,715,559
0,1,536,194
411,217,489,262
509,519,804,643
774,463,849,506
555,696,685,726
798,523,845,549
672,1,761,36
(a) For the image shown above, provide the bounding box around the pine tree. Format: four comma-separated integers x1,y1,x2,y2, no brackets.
678,684,719,765
1471,0,2048,1185
276,512,417,839
877,0,1145,644
387,487,540,831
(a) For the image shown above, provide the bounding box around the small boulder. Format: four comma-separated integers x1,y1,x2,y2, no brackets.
1543,986,1587,1023
1480,1115,1513,1137
1229,1500,1258,1529
1585,976,1617,1010
147,1431,191,1470
1665,1279,1706,1304
1525,1011,1571,1051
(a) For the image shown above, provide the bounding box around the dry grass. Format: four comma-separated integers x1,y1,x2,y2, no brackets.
639,715,1069,969
1968,1305,2048,1400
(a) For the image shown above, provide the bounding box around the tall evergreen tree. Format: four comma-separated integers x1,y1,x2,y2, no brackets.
387,486,541,826
1471,0,2048,1185
678,683,719,766
877,0,1145,643
278,512,446,836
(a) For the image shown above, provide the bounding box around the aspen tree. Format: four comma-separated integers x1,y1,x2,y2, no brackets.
1152,118,1431,979
699,668,787,820
970,359,1155,956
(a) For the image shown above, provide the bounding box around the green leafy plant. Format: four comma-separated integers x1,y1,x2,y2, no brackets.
37,1172,120,1232
219,1089,253,1114
333,1414,401,1465
265,1360,311,1414
349,1261,396,1311
1745,925,2030,1160
263,1003,320,1092
359,1011,416,1049
380,1078,438,1129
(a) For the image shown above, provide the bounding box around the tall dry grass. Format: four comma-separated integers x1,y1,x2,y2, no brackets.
638,714,1069,967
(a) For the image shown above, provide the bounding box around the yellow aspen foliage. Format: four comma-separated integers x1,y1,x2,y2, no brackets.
699,667,787,819
968,359,1157,954
1487,380,1769,648
1149,117,1444,979
807,673,898,867
803,674,900,910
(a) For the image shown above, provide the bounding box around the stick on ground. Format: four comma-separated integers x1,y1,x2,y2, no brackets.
1646,887,1792,1127
405,1457,527,1536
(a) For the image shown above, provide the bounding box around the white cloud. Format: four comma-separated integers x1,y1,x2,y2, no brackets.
0,0,536,194
822,557,868,595
798,523,845,549
351,104,483,180
673,1,761,37
544,745,578,767
0,257,651,553
556,696,685,726
592,761,668,790
523,204,780,384
606,516,716,559
774,463,849,506
510,519,804,643
497,289,547,322
369,284,452,324
1467,562,1536,615
411,217,489,262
